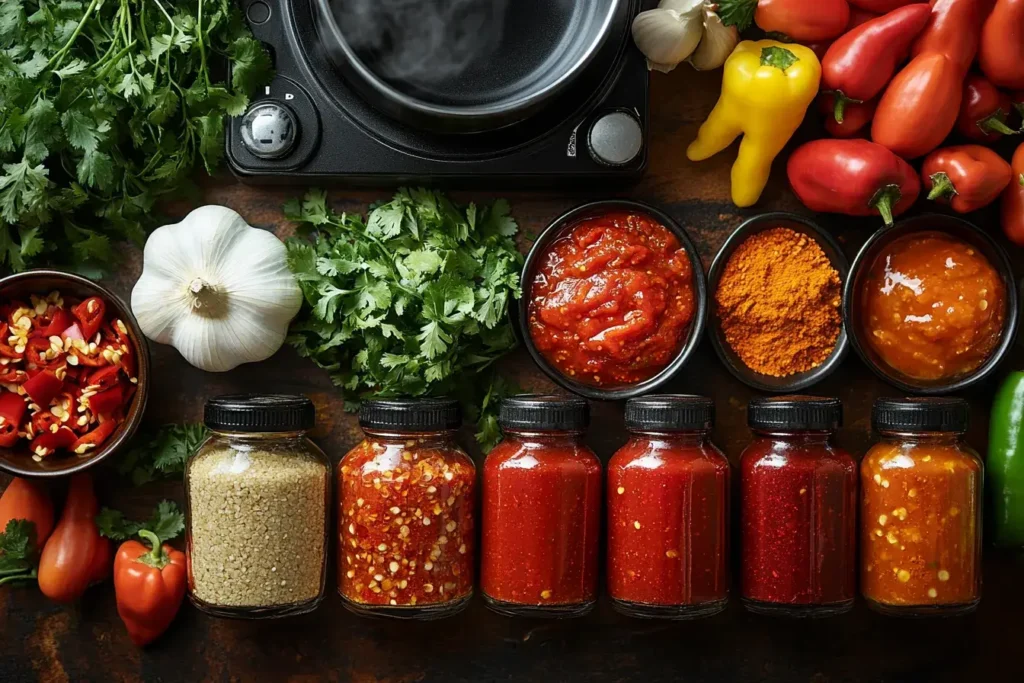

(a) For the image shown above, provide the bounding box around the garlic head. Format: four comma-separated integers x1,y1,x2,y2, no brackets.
689,9,740,71
631,0,705,73
130,205,302,372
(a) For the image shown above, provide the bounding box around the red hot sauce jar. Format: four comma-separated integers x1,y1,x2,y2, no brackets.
740,396,857,617
337,399,475,619
607,395,730,619
481,396,601,617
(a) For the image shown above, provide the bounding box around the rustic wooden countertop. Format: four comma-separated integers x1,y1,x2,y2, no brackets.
2,69,1023,683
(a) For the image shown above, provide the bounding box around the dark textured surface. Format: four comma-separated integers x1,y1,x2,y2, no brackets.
2,69,1024,683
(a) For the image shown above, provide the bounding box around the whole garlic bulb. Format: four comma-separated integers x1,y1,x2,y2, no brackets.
131,205,302,372
631,0,705,73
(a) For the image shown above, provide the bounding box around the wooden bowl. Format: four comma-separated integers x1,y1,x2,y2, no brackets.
0,270,149,478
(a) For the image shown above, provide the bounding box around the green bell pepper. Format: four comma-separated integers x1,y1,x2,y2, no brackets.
989,371,1024,547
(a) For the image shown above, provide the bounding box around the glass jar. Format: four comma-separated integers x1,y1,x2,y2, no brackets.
607,395,730,619
337,399,475,619
185,395,330,619
740,396,857,617
861,397,982,617
481,395,601,618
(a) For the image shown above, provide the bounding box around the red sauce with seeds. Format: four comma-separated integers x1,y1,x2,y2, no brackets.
337,434,474,613
480,432,602,612
607,432,729,614
527,212,696,387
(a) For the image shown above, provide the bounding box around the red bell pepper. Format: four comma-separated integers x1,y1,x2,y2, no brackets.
72,297,106,341
849,0,915,9
114,530,186,647
979,0,1024,89
0,391,27,447
819,94,879,137
1001,142,1024,245
923,144,1014,212
957,73,1020,141
822,4,932,122
22,368,63,408
872,52,963,158
38,473,110,603
788,139,921,225
911,0,996,77
718,0,851,41
69,420,118,455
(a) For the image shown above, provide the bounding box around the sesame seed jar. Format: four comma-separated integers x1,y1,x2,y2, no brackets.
480,396,601,618
185,395,330,619
338,399,475,619
861,398,982,617
740,396,857,617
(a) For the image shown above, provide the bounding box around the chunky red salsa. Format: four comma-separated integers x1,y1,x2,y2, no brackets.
0,291,138,459
528,211,696,387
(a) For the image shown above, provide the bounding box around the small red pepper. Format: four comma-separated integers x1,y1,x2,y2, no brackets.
72,297,106,341
69,420,118,455
788,139,921,225
979,0,1024,89
872,52,963,158
0,391,27,447
822,4,932,122
819,94,879,137
22,368,64,408
911,0,996,77
923,145,1014,213
38,473,110,603
86,385,123,417
806,8,880,59
114,530,186,647
849,0,915,10
718,0,851,41
957,73,1020,142
1000,142,1024,245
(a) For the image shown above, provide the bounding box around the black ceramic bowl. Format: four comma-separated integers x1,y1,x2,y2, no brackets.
843,213,1018,394
518,200,707,401
708,212,850,392
0,270,150,478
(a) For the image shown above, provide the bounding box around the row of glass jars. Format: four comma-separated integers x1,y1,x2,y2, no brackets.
182,393,982,620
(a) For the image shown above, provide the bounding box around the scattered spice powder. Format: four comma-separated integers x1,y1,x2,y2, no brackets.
716,227,842,376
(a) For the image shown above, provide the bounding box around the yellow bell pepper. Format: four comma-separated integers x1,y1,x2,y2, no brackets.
687,40,821,208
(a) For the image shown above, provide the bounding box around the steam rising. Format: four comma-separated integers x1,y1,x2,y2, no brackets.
332,0,511,86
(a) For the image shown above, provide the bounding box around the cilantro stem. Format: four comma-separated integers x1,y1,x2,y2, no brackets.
196,0,211,89
46,0,102,71
0,570,37,586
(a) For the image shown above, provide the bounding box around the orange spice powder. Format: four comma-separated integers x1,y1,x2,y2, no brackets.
716,227,842,377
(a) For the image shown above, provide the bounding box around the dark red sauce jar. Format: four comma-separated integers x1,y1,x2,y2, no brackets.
740,396,857,617
480,395,601,617
607,395,730,619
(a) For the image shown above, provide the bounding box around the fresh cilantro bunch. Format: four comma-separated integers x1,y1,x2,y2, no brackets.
96,499,185,544
285,188,523,449
116,423,209,485
0,0,272,274
0,519,39,585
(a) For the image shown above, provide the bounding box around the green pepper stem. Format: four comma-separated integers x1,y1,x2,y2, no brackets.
1019,173,1024,187
830,91,863,125
869,184,902,227
979,111,1018,137
927,172,958,202
136,529,170,569
760,46,798,71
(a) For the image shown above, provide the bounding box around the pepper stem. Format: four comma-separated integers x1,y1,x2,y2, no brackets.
760,46,798,71
927,172,958,202
831,91,862,125
869,184,902,227
136,529,170,569
1019,173,1024,188
979,111,1019,137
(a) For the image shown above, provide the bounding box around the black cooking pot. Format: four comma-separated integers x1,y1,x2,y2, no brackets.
312,0,627,133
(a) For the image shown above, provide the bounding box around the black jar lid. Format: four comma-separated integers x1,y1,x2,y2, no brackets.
499,395,589,432
205,394,316,432
625,394,714,431
748,395,842,431
872,397,969,433
359,398,461,432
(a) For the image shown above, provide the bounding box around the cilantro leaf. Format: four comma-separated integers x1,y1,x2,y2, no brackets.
97,500,185,545
116,423,209,485
0,519,39,584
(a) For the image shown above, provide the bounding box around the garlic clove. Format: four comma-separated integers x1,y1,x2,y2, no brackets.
688,9,740,72
631,0,705,73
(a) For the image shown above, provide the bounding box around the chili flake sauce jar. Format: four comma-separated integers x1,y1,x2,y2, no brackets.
337,399,475,619
861,397,982,616
185,395,330,619
481,395,601,617
607,395,730,619
740,396,857,617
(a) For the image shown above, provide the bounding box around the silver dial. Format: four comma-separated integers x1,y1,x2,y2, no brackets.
240,102,298,160
587,111,643,167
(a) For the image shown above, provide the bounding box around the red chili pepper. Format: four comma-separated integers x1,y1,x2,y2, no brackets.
69,419,118,455
38,473,109,603
87,366,121,391
69,346,106,367
911,0,996,77
0,392,27,447
978,0,1024,89
30,410,61,437
787,139,921,225
849,0,915,10
39,309,72,339
114,530,187,647
22,368,64,408
0,369,27,384
957,73,1020,141
923,144,1014,212
819,94,879,137
25,337,62,369
86,385,123,417
1001,142,1024,245
0,342,21,359
30,426,78,457
806,8,880,59
872,52,963,158
823,4,932,122
718,0,851,41
72,297,106,341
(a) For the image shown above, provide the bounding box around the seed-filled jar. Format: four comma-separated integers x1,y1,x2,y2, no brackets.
607,395,730,619
740,396,857,617
185,395,330,618
481,395,601,617
861,397,982,616
337,399,475,619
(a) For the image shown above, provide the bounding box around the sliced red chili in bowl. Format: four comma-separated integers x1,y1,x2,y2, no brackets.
72,297,106,340
69,419,118,455
22,369,64,408
0,392,27,448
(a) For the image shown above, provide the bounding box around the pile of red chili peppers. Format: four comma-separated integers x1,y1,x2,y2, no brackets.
0,291,137,459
